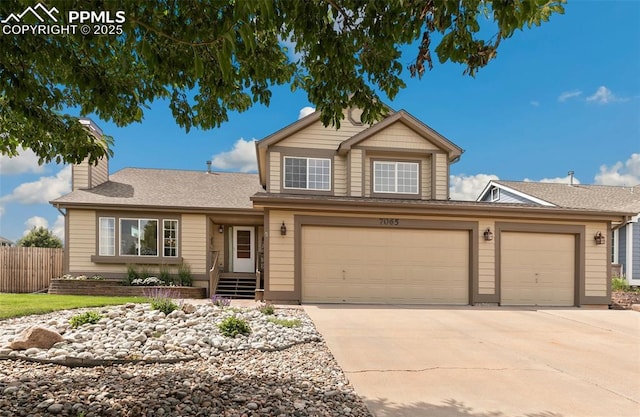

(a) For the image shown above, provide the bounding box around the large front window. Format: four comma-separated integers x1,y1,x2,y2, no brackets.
120,219,158,256
373,161,419,194
284,157,331,190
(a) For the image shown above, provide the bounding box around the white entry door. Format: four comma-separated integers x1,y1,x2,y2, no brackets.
233,227,255,273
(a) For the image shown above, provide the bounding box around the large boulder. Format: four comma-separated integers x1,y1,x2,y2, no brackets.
7,326,64,350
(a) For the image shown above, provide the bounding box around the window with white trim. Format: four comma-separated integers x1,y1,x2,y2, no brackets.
99,217,115,256
373,161,419,194
163,220,178,257
490,187,500,202
120,219,158,256
284,157,331,190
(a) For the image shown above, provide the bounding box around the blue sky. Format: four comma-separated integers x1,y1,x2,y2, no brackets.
0,1,639,243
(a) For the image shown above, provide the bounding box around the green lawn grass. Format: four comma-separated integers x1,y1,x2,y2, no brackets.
0,293,147,320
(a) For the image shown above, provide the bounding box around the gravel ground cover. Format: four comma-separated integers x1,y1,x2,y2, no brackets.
0,303,372,417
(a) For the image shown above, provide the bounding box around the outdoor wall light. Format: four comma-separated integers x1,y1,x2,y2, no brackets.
218,225,224,234
594,231,605,245
483,228,494,241
280,222,287,236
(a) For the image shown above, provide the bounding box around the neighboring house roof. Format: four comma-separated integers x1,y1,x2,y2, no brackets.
336,110,463,161
479,180,640,214
51,168,263,211
0,236,14,245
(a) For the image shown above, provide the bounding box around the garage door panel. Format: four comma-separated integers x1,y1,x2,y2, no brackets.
501,232,574,306
302,226,469,304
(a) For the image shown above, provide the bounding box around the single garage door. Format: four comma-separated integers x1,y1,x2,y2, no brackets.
501,232,575,306
302,226,469,304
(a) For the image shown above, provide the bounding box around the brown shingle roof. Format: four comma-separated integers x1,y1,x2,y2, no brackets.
495,181,640,213
52,168,263,210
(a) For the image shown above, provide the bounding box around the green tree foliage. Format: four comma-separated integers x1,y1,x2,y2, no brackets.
17,227,63,248
0,0,565,164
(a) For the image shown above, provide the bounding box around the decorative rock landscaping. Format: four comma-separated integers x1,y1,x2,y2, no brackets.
0,303,372,416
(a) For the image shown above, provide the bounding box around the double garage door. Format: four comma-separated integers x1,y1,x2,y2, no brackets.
302,226,470,304
301,226,576,306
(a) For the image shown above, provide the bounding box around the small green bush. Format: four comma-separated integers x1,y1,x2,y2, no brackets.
125,264,139,286
612,277,631,292
177,263,193,286
139,266,151,280
145,288,179,314
218,316,251,337
69,311,103,328
258,303,275,315
267,317,301,328
150,297,179,315
158,264,173,285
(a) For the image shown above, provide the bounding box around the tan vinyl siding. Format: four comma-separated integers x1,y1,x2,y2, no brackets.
68,210,123,274
478,221,495,295
350,149,363,197
90,158,109,187
334,155,347,196
277,118,368,149
421,156,432,199
585,222,608,297
268,151,281,193
181,214,207,274
268,211,295,291
72,164,89,190
434,153,448,200
364,156,370,197
355,122,442,150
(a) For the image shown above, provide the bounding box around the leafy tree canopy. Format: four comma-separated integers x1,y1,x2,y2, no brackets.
0,0,565,164
17,227,63,248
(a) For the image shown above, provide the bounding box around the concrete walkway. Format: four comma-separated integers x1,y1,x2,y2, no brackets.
304,305,640,417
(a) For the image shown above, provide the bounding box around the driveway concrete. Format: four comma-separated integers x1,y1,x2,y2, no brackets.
304,305,640,417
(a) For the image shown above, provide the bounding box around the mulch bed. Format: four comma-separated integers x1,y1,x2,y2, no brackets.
610,290,640,310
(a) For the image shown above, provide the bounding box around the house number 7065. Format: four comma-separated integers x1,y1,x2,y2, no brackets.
379,218,399,226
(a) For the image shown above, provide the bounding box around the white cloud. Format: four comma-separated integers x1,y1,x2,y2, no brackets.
0,165,71,204
450,173,499,201
23,216,49,235
530,101,540,107
586,86,628,104
298,106,316,119
558,90,582,102
0,147,45,175
0,206,4,218
211,138,257,173
524,174,581,184
595,153,640,186
52,215,65,241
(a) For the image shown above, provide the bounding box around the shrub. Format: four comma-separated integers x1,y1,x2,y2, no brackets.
177,263,193,286
258,303,275,315
218,316,251,337
69,311,103,328
612,276,631,292
125,264,140,286
158,264,173,285
145,288,179,315
132,276,163,286
211,295,231,307
267,317,301,328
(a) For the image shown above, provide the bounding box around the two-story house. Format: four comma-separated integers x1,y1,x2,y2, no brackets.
52,110,630,307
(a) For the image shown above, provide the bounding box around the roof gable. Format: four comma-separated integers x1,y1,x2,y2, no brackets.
337,110,463,161
478,180,640,213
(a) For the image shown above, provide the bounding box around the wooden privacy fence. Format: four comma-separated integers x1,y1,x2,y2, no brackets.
0,247,64,293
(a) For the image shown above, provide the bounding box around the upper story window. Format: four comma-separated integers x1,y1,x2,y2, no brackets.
490,187,500,202
284,157,331,191
373,161,419,194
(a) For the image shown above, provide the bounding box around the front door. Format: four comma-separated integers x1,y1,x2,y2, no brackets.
233,226,255,273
